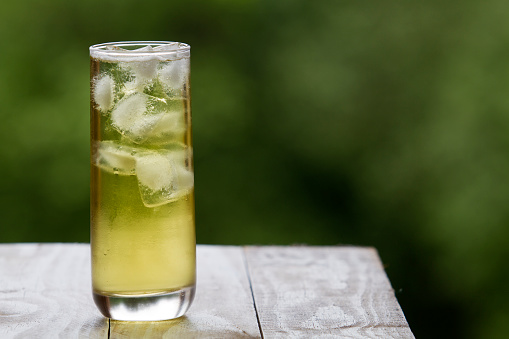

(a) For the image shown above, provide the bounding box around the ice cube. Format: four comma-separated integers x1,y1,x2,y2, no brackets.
158,58,189,92
134,45,154,52
136,153,174,191
130,59,159,85
117,47,158,91
135,149,194,207
154,43,179,52
105,45,128,51
135,152,175,207
93,75,115,113
122,79,141,95
175,164,194,190
145,109,186,142
170,147,194,191
111,92,186,144
110,93,165,143
94,141,137,175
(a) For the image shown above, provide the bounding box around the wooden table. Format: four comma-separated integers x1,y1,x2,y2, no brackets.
0,244,414,338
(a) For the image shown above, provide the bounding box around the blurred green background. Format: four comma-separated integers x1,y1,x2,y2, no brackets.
1,0,509,337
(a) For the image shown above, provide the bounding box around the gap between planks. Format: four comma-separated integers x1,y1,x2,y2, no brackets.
242,246,264,339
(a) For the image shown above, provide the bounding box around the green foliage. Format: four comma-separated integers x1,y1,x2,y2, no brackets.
1,0,508,337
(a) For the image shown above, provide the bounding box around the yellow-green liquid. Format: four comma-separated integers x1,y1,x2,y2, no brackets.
91,170,195,295
90,54,195,297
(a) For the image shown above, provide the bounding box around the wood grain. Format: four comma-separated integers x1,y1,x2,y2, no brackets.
244,246,414,339
0,243,108,339
0,244,413,338
109,245,261,338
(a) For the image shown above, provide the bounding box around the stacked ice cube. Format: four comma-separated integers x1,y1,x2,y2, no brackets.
92,45,193,207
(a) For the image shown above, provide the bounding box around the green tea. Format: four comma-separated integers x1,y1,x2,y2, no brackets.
90,44,195,298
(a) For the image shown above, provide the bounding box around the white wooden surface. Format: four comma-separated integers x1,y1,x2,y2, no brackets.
245,246,415,338
0,244,414,338
0,244,108,339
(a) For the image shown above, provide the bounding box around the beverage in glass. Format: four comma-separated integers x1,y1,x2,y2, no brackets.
89,41,195,321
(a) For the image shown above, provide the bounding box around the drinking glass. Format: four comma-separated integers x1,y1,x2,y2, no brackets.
89,41,195,321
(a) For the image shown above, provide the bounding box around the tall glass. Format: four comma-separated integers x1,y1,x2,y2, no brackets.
89,41,195,321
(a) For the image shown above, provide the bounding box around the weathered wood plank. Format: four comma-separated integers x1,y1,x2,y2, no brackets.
109,245,261,338
0,244,413,338
244,246,414,339
0,243,108,339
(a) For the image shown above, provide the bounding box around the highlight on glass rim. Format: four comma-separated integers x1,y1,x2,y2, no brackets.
89,41,195,321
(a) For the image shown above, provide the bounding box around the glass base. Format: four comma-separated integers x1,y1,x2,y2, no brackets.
93,285,195,321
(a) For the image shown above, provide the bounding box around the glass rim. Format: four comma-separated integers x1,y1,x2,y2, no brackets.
90,41,190,61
